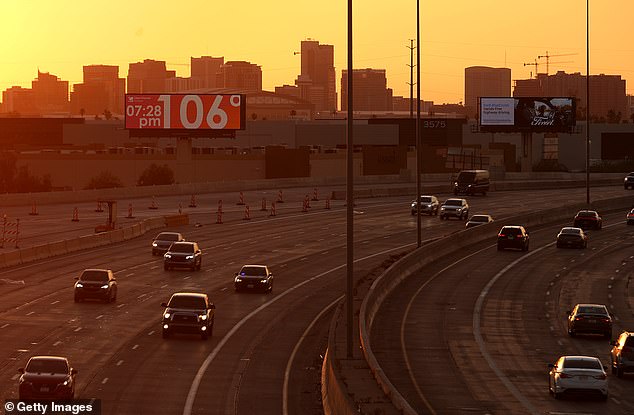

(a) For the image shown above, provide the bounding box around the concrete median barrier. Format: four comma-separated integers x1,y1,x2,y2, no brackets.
164,214,189,227
2,250,22,268
47,240,68,257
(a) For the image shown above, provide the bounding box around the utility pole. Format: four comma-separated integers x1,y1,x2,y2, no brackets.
406,39,416,118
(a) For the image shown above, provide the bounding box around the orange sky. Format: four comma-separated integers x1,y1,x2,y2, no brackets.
1,1,632,106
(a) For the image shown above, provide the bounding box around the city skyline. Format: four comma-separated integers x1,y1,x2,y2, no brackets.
1,1,633,105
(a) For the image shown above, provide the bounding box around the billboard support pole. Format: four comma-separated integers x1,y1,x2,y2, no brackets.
521,132,533,172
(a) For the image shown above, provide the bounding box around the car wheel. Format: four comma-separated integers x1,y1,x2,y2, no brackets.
568,328,576,337
268,282,273,293
201,331,208,340
553,391,561,400
556,242,561,248
523,242,529,251
617,366,624,378
612,364,617,374
197,261,202,271
112,290,117,303
162,329,170,339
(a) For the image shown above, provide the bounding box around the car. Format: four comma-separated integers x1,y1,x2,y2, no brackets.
410,195,439,216
465,214,494,228
624,172,634,189
573,210,602,230
610,331,634,378
164,241,202,271
548,355,608,400
73,268,117,303
627,208,634,225
18,356,77,400
556,227,588,249
439,198,469,220
161,292,215,340
496,225,529,251
234,264,274,293
452,169,490,196
567,303,612,338
152,232,185,256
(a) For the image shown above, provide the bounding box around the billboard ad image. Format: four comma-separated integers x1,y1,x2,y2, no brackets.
125,94,246,131
480,97,575,133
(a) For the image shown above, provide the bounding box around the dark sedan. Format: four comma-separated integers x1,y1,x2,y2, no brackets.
556,227,588,249
234,264,274,293
627,208,634,225
74,268,117,303
152,232,185,256
573,210,602,230
164,241,202,271
567,303,612,338
18,356,77,400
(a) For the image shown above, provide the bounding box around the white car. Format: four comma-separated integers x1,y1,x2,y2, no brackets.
548,356,608,401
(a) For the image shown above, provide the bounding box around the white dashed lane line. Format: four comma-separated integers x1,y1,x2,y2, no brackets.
102,378,108,384
1,324,9,329
51,300,60,305
117,303,125,308
95,315,103,320
53,341,62,346
138,294,147,299
26,311,35,316
74,327,82,332
132,344,139,350
126,273,135,277
148,331,155,336
116,360,123,366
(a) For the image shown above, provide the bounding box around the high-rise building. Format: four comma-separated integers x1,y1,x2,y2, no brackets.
127,59,170,93
295,40,336,113
340,69,392,112
464,66,511,117
217,61,262,91
71,65,125,116
1,86,36,114
514,71,627,120
191,56,224,88
32,71,69,114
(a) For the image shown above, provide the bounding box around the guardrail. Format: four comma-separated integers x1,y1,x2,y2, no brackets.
323,193,634,414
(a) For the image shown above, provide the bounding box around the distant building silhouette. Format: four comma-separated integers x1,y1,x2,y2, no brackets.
514,71,627,121
392,96,433,114
341,69,393,112
127,59,171,93
1,71,69,115
464,66,511,118
2,86,36,115
216,61,262,91
290,40,337,113
191,56,224,88
71,65,125,116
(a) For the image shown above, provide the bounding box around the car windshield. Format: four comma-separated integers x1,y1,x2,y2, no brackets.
156,233,180,241
26,359,68,374
577,306,608,315
563,358,602,370
445,200,462,206
80,270,108,282
471,215,488,222
577,211,596,218
169,243,194,253
240,266,267,276
561,228,580,235
625,336,634,347
168,295,206,309
419,196,432,203
457,172,476,183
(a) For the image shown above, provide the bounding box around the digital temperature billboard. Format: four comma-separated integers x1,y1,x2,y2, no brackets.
125,94,246,135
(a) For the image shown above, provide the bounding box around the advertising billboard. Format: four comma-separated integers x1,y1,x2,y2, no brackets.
479,97,576,133
125,94,246,136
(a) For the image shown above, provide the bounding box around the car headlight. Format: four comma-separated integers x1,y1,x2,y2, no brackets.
100,284,108,289
164,312,171,319
441,207,446,210
152,242,158,247
186,255,194,260
75,283,83,288
164,254,172,259
235,277,242,282
199,314,207,321
411,203,416,208
260,279,268,283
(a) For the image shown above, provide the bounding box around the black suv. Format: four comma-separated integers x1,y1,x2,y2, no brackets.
152,232,185,256
610,331,634,377
573,210,602,230
161,292,215,340
234,264,274,293
74,269,117,303
624,172,634,189
18,356,77,400
410,195,439,216
497,226,529,251
567,303,612,338
164,241,202,271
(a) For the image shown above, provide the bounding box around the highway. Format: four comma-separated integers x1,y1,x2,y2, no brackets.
0,185,629,414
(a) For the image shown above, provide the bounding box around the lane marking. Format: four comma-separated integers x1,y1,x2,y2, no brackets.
1,324,9,329
11,374,19,381
117,303,125,308
132,344,139,350
26,311,34,316
137,294,147,299
116,360,124,366
74,327,82,332
102,378,108,384
161,284,168,289
183,242,417,415
95,315,103,320
148,330,155,336
53,341,62,346
51,300,60,305
126,273,135,277
282,296,342,415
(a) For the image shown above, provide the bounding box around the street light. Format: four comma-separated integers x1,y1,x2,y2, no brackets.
346,0,354,359
586,0,590,205
416,0,422,247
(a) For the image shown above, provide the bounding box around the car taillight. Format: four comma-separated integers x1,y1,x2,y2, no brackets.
593,373,607,380
559,373,572,378
575,316,584,320
498,234,505,237
602,318,611,323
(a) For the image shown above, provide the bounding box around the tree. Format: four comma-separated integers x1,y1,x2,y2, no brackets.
12,166,52,193
84,171,123,189
137,164,175,186
0,151,18,193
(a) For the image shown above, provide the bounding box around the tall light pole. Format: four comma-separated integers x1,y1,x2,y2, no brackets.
416,0,422,247
586,0,590,205
346,0,354,359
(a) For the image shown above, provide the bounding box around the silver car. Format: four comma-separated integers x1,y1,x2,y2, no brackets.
439,198,469,221
548,355,608,400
